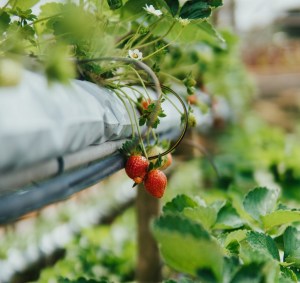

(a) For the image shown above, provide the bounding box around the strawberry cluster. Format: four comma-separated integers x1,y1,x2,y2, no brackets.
124,146,172,198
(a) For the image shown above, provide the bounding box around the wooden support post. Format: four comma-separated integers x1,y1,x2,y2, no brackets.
136,185,161,283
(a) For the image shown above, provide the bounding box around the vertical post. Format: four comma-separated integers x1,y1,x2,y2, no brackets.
228,0,236,31
136,185,161,283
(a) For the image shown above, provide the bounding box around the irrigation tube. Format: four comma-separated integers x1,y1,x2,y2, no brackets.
0,153,125,224
0,130,179,225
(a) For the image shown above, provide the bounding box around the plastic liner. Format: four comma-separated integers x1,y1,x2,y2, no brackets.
0,70,182,173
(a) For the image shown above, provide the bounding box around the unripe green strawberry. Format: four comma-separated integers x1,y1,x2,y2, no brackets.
160,153,172,170
0,59,22,86
184,77,197,88
144,169,167,198
125,155,149,184
181,112,197,128
147,145,164,164
188,114,197,127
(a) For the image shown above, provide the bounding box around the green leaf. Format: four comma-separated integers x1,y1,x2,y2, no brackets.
280,266,298,283
107,0,123,10
262,210,300,230
214,203,244,229
180,1,211,19
35,3,64,35
183,206,217,230
209,0,223,8
164,277,194,283
197,20,225,44
121,0,168,19
151,118,160,128
230,263,264,283
154,214,211,239
246,231,280,261
262,260,281,283
222,256,241,283
139,117,146,126
58,277,112,283
14,0,39,10
284,226,300,267
39,2,64,18
163,194,199,213
196,268,218,282
243,187,279,221
226,240,240,255
224,229,248,248
158,111,166,117
44,44,76,83
164,0,179,16
20,24,35,40
152,214,224,280
152,19,225,49
0,11,10,33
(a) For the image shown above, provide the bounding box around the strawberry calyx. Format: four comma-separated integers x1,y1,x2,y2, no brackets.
120,138,143,157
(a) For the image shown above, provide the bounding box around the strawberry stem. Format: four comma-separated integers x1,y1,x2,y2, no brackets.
146,84,189,160
113,89,136,138
118,88,149,159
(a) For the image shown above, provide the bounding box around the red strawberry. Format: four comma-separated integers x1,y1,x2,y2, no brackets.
144,169,167,198
141,98,152,110
125,155,149,184
187,94,198,105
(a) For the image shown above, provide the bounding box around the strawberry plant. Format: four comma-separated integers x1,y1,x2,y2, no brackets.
152,187,300,282
1,0,278,282
0,0,257,200
198,114,300,196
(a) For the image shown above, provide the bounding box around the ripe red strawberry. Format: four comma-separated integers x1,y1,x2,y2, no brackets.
144,169,167,198
125,155,149,184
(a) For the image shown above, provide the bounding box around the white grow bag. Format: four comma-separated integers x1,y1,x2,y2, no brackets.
0,70,183,173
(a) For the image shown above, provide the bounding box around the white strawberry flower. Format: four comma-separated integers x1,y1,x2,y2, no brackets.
143,4,163,17
128,49,143,60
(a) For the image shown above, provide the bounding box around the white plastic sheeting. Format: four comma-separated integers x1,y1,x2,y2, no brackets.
0,70,182,173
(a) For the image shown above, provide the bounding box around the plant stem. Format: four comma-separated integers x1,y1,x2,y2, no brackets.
126,85,144,98
145,84,189,160
31,14,62,25
114,89,136,138
135,21,176,49
163,93,183,115
160,71,183,84
129,65,151,100
142,27,184,61
118,88,148,159
132,16,164,48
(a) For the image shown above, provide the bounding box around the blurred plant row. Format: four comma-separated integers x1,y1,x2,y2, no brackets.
31,112,300,283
